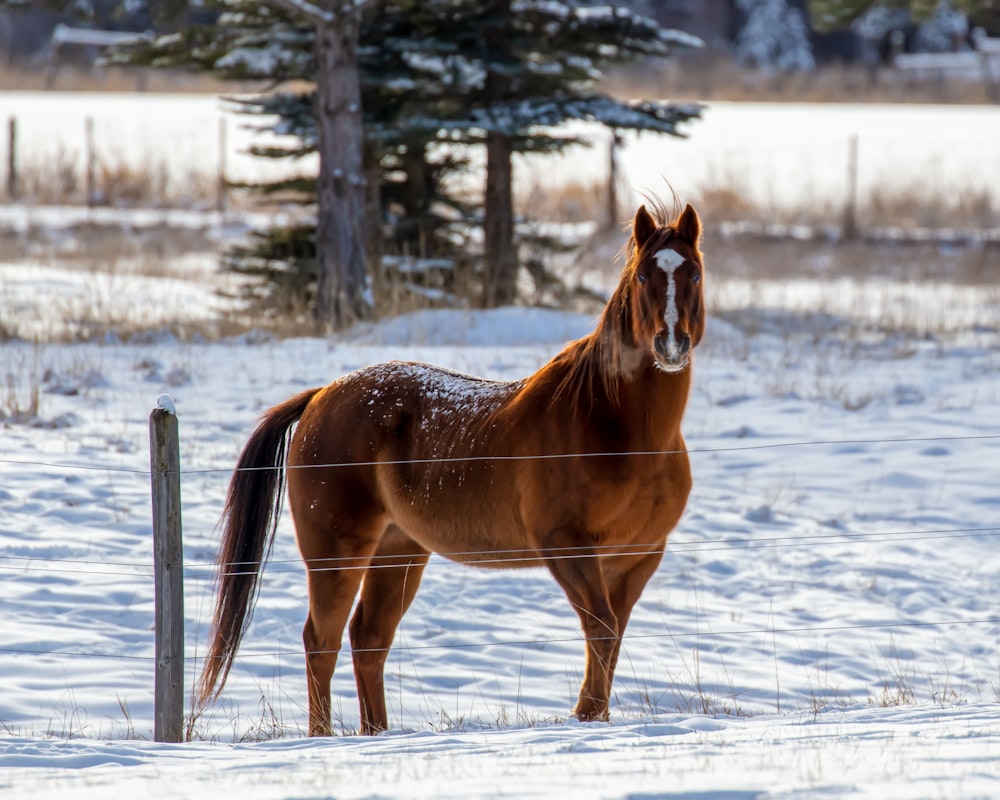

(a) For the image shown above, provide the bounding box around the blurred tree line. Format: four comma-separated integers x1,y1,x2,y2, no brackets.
809,0,998,30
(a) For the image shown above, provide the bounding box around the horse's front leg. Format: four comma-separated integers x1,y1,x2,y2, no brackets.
603,547,666,689
541,527,618,722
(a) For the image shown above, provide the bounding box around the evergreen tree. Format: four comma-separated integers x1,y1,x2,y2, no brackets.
915,1,969,51
736,0,816,71
808,0,988,31
275,0,370,329
433,0,703,304
119,1,702,315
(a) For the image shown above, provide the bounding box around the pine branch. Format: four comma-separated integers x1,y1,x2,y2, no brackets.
260,0,374,27
260,0,332,25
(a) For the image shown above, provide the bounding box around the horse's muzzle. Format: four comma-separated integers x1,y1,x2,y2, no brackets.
653,330,691,372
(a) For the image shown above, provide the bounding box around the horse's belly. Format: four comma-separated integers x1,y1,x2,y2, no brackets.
394,511,537,569
382,473,537,568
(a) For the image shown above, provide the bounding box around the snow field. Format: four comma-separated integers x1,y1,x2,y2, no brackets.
0,297,998,797
4,94,999,218
1,92,999,798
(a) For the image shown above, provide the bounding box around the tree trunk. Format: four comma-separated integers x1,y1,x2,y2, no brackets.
402,142,433,257
483,131,516,307
364,141,384,313
314,12,369,329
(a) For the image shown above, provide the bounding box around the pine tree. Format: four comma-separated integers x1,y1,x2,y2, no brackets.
117,1,702,315
736,0,817,71
808,0,983,32
358,0,704,305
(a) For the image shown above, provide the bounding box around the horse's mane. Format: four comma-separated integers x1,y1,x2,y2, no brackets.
549,199,680,413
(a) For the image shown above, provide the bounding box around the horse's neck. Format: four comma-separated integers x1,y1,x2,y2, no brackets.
554,332,692,449
615,359,692,448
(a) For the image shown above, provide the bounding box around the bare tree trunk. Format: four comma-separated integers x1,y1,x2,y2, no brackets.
364,141,384,313
314,12,369,329
402,141,433,257
483,131,516,307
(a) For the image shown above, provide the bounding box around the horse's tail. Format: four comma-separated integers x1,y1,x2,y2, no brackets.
197,387,322,707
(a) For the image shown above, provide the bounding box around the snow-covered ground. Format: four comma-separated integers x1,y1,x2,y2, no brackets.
1,249,999,796
1,89,999,798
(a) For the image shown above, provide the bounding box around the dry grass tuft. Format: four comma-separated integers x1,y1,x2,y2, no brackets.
0,62,254,94
608,54,999,106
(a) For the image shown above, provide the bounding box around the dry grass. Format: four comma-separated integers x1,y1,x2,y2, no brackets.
8,57,994,105
0,221,215,267
702,236,999,285
0,63,253,94
519,178,619,226
609,54,999,106
573,216,1000,287
863,181,997,230
12,149,220,209
540,173,998,236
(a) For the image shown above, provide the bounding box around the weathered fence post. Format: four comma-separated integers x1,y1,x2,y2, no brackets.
149,394,184,743
85,116,96,208
843,133,859,241
7,117,16,201
217,116,228,215
606,132,620,231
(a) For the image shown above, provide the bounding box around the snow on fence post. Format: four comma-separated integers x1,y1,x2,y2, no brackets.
149,394,184,743
7,117,16,201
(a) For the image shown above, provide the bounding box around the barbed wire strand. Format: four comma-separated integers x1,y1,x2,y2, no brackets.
1,616,997,665
0,432,997,478
0,526,997,579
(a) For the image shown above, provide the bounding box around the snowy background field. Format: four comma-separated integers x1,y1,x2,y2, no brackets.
4,93,1000,216
1,95,1000,798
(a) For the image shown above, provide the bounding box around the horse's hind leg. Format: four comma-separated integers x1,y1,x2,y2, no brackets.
300,523,383,737
349,526,430,735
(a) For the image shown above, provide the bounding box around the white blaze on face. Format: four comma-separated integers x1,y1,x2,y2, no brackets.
655,248,685,357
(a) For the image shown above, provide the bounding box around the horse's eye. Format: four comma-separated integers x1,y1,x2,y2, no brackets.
637,274,647,285
692,272,702,284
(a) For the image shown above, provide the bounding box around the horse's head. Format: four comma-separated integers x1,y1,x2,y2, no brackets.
627,202,705,374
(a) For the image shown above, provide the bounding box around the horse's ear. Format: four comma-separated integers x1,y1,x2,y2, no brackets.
675,203,702,246
633,205,657,248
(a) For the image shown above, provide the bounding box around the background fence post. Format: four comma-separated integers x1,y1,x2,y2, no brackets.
843,133,859,240
7,117,17,201
606,132,620,231
217,116,228,215
149,394,184,743
85,116,96,208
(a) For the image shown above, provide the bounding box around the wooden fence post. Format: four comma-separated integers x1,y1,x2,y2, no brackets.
217,116,228,215
149,394,184,743
7,117,16,201
843,133,859,241
606,132,621,231
85,116,96,208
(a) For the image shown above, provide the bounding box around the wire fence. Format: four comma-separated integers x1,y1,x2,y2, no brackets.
1,525,998,579
1,427,998,734
2,432,998,476
3,616,999,666
2,432,998,611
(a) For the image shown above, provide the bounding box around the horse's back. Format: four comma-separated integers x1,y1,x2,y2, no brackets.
285,361,528,558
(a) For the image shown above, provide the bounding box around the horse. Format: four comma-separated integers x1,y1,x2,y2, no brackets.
197,201,706,736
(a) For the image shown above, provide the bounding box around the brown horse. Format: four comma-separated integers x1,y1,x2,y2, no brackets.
197,202,706,736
